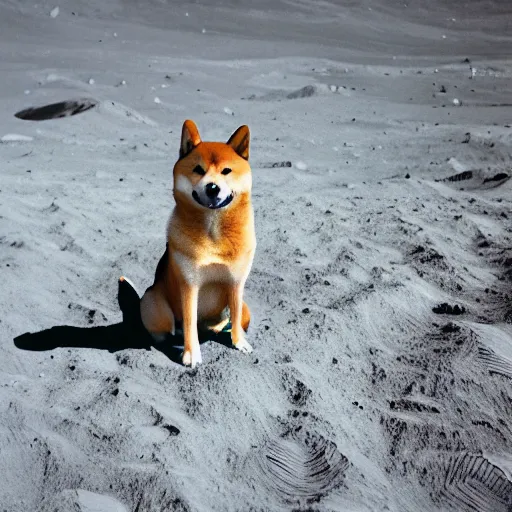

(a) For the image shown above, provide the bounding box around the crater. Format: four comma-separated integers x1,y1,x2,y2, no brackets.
15,98,97,121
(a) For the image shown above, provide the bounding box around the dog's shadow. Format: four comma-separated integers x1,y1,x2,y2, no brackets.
13,278,233,365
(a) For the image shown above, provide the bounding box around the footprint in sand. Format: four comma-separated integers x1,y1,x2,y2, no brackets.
441,453,512,512
257,431,349,504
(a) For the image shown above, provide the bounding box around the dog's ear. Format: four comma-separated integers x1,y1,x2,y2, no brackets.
227,125,250,160
180,119,202,158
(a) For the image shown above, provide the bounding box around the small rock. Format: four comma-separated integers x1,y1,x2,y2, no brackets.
441,323,460,333
50,6,59,18
163,425,180,436
432,303,466,315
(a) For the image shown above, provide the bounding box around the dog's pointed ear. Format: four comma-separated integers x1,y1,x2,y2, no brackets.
227,125,250,160
180,119,202,158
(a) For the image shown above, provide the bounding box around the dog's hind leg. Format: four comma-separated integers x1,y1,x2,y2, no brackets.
140,284,175,341
242,301,251,332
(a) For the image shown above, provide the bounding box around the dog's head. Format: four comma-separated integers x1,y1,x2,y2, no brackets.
173,120,251,210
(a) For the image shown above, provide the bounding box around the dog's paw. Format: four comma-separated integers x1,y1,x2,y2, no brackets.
234,337,253,354
182,348,202,368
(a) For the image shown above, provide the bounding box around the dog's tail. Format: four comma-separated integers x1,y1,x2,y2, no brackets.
118,276,144,329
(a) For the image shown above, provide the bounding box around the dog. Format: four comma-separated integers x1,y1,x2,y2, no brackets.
138,120,256,368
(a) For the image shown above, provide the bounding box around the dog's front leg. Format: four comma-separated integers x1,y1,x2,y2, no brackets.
181,282,202,367
228,280,253,354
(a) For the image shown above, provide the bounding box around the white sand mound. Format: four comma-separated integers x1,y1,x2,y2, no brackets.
43,489,128,512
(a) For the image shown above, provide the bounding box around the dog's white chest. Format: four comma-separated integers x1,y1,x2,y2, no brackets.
198,262,233,284
173,251,246,286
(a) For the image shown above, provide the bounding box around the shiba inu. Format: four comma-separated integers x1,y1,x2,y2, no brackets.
137,120,256,368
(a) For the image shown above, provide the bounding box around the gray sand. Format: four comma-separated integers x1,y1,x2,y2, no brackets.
1,1,512,510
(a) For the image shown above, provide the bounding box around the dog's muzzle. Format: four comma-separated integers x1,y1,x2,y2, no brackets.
192,184,234,209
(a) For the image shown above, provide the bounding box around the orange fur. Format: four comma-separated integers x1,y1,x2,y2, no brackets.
140,120,256,367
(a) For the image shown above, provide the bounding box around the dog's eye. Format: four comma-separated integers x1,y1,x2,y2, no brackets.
193,165,206,176
221,168,232,175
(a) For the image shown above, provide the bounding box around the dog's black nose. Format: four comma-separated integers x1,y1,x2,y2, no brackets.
205,182,220,198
